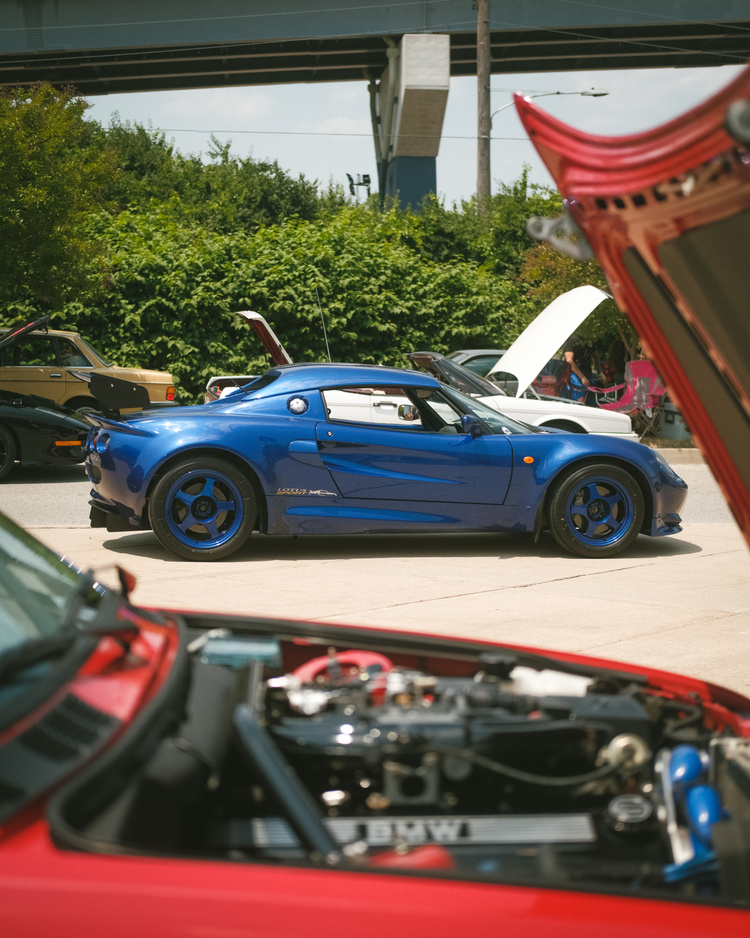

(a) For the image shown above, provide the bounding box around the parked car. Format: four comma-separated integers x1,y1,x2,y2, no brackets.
2,506,750,936
446,348,507,375
448,286,612,397
0,316,175,411
0,388,88,480
204,309,293,402
86,361,685,561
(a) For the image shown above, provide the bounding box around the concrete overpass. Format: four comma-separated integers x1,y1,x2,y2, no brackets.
2,1,749,204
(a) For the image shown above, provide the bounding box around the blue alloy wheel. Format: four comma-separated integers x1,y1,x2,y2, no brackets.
150,456,257,561
547,462,644,558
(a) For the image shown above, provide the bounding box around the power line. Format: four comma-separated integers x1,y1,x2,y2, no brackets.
145,126,531,142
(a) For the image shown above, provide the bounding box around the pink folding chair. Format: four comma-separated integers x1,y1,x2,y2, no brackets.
590,360,668,436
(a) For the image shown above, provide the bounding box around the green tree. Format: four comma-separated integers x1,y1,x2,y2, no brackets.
100,119,345,232
392,170,563,279
0,84,114,308
519,242,638,358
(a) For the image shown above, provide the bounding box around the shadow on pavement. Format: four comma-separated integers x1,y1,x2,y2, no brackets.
100,529,703,563
7,465,87,485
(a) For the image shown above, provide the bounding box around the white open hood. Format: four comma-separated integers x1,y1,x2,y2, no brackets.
487,285,609,397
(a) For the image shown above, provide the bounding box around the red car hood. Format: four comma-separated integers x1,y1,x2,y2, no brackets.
0,315,50,350
516,65,750,548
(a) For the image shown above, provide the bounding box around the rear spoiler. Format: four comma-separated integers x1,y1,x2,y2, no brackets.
73,371,151,417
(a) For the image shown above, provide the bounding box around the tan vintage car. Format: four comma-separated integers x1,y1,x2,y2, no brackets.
0,316,175,410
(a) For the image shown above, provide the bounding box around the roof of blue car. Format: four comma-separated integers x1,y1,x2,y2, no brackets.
253,362,441,393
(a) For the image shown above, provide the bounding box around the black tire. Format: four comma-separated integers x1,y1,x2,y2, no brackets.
547,462,644,558
65,397,101,416
542,420,586,434
0,424,17,481
149,456,257,561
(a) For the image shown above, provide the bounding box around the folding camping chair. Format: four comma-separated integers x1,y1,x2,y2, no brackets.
590,360,668,437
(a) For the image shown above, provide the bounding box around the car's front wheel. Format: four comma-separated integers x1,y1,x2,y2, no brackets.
150,456,257,560
547,462,644,558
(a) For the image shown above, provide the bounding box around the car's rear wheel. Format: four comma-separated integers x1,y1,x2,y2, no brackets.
547,462,644,558
0,424,17,481
150,456,257,561
66,396,100,415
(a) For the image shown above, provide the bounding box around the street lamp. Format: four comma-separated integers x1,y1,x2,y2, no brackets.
478,89,608,201
489,89,608,127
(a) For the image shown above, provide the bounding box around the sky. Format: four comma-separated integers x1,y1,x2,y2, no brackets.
85,62,747,207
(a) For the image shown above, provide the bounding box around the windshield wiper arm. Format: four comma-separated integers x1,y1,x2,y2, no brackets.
61,570,139,646
0,632,81,685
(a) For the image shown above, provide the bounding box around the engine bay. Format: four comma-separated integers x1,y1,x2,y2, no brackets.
48,619,750,903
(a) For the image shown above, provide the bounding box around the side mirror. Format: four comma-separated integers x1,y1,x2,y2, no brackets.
461,414,482,437
398,404,420,422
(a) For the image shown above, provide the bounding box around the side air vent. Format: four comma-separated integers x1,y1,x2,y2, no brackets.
20,695,118,762
0,694,121,823
591,149,748,213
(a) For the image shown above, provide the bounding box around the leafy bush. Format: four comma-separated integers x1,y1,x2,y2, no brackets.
58,206,531,402
100,120,343,232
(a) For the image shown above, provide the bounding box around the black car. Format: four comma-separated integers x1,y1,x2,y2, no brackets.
0,388,88,480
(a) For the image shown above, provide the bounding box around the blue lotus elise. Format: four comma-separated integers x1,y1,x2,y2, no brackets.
85,363,687,561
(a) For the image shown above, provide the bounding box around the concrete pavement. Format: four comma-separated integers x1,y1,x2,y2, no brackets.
27,517,750,699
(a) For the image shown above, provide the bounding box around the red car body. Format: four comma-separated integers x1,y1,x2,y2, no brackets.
2,590,750,938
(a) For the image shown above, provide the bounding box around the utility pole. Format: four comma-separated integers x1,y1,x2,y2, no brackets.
476,0,491,204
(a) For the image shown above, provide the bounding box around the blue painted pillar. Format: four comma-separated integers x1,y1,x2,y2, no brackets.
384,157,438,208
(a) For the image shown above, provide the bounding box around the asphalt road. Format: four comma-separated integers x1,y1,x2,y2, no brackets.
3,452,749,698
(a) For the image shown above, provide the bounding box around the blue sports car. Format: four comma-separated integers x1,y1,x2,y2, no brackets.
85,363,687,561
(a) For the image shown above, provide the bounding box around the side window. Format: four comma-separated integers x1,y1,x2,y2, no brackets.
321,387,412,426
13,336,57,367
57,340,90,367
320,385,464,432
464,354,501,376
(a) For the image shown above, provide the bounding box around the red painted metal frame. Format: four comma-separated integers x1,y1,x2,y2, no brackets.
515,65,750,548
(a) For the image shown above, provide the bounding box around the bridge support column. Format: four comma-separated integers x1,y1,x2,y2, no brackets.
368,34,449,209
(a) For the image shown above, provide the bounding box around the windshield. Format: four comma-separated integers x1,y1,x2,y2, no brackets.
441,385,544,435
0,513,95,654
75,336,113,367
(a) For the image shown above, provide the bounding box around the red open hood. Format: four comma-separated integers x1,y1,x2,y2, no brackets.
236,310,293,366
516,65,750,548
0,315,50,351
